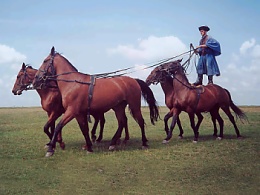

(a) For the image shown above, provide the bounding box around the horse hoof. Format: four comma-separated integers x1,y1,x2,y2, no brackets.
142,145,149,150
60,142,65,150
86,150,93,154
45,151,54,157
109,145,116,151
216,137,222,140
44,144,49,149
162,140,169,144
193,140,198,143
237,136,243,139
178,136,183,139
82,145,88,150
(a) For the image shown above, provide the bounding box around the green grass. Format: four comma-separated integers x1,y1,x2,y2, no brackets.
0,106,259,195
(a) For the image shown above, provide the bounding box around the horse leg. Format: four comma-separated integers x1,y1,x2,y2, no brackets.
176,116,184,139
76,115,93,153
96,113,105,142
209,111,218,137
44,112,65,149
163,109,180,143
134,111,148,149
128,105,148,149
210,108,224,139
163,112,172,135
221,106,242,138
123,116,130,143
49,117,65,150
195,113,204,132
109,104,127,150
165,112,184,139
43,121,53,142
45,111,75,157
56,127,65,150
90,114,99,142
188,113,199,143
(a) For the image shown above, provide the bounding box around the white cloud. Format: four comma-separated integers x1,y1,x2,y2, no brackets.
109,37,260,106
239,38,255,55
218,38,260,105
107,35,187,61
251,44,260,59
0,44,27,70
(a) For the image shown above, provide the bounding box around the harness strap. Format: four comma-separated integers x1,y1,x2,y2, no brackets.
87,75,95,123
194,88,201,112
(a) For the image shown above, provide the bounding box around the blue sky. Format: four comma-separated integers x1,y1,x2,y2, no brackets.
1,0,260,107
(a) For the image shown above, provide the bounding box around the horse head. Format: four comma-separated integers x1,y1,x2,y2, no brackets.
12,63,37,95
33,47,57,89
33,47,78,89
161,59,184,75
146,59,183,86
146,66,170,86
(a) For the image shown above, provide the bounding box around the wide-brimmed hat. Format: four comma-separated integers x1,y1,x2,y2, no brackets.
198,25,210,31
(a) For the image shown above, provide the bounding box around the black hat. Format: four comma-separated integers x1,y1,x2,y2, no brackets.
198,25,210,31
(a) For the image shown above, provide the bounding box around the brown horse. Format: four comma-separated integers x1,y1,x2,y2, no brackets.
146,59,246,143
146,59,219,139
12,63,130,147
12,63,65,149
33,47,159,157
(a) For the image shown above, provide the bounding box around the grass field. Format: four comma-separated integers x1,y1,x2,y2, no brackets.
0,106,259,195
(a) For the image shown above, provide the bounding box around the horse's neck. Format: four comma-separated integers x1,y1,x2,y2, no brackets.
173,74,190,92
36,88,53,99
55,55,78,75
36,87,60,103
160,81,173,97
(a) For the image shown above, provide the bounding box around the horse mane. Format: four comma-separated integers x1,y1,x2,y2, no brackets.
26,64,33,69
179,65,190,84
167,61,191,86
24,64,37,71
55,52,78,72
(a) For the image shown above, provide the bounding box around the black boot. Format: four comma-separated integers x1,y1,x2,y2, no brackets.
208,75,213,84
193,74,203,86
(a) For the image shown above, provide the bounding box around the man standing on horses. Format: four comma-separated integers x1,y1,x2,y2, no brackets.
193,25,221,86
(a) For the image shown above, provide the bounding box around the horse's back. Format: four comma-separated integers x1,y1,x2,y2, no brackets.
204,84,230,104
91,76,142,112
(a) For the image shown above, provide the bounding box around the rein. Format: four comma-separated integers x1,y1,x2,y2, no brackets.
39,46,196,85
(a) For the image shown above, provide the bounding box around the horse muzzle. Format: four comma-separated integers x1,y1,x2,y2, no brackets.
12,89,22,95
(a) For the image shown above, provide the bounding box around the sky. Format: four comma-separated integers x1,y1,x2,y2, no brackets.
1,0,260,107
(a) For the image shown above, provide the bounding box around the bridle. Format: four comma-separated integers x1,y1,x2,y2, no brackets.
16,66,35,91
149,62,194,90
36,53,57,84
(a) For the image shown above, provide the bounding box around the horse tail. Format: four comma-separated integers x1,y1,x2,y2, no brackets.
135,79,160,125
224,88,248,122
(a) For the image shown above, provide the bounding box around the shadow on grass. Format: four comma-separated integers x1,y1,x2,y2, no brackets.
53,132,246,155
180,133,247,142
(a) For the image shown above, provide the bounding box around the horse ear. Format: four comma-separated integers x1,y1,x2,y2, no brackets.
51,46,55,55
178,58,183,62
22,63,26,70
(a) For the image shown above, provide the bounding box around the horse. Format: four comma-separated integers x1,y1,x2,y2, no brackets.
145,59,246,143
32,47,159,157
12,63,130,147
146,59,219,139
12,63,66,149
